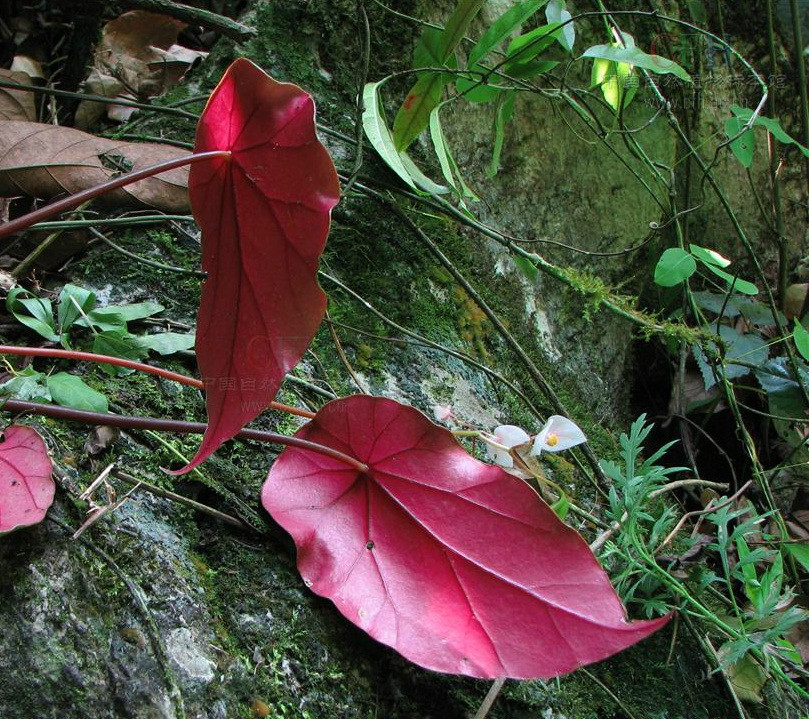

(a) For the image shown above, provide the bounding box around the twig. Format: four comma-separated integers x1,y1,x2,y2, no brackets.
0,398,368,472
473,678,505,719
656,481,753,553
590,478,731,554
116,0,256,42
113,470,250,531
89,227,207,277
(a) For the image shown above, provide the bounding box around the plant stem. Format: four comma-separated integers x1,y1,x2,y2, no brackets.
1,398,368,473
0,345,315,420
0,150,230,240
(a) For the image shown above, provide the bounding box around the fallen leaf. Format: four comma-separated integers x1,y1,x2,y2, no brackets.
0,69,36,122
261,395,669,678
0,424,54,534
84,425,121,456
175,58,339,472
76,11,206,128
9,55,45,81
0,120,189,211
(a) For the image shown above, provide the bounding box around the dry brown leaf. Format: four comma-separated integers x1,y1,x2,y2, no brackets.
9,55,44,81
0,120,189,212
76,11,206,128
0,69,36,122
84,426,121,456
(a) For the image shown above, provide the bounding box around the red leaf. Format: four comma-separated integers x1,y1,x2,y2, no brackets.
0,425,54,534
180,58,340,472
261,396,669,678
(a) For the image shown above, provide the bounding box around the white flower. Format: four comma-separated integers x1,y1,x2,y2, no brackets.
433,404,453,422
531,415,586,455
485,425,530,468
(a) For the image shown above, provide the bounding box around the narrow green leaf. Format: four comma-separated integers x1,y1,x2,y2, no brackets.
506,23,561,65
393,73,445,151
468,0,549,66
688,244,731,268
583,42,691,81
456,67,502,103
429,105,479,201
785,543,809,573
654,248,696,286
393,0,485,150
47,372,108,413
488,90,516,177
57,284,96,334
362,82,448,195
442,0,486,58
793,320,809,362
701,263,758,296
725,116,754,168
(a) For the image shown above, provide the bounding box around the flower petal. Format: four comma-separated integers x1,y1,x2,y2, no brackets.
485,425,530,468
531,416,587,454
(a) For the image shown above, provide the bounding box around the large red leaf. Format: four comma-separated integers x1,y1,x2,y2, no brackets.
261,396,669,678
181,58,340,472
0,424,54,534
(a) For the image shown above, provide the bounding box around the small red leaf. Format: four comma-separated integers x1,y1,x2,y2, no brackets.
0,424,54,534
261,396,669,678
181,58,340,472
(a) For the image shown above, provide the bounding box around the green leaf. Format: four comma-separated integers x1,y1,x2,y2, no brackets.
785,543,809,573
134,331,196,356
92,331,148,375
545,0,574,51
362,81,449,195
583,39,691,82
505,23,561,66
725,116,754,168
456,67,503,103
6,288,59,342
107,301,164,322
399,152,450,195
688,244,731,268
0,367,51,403
732,105,809,158
393,72,447,151
429,104,479,202
512,254,538,281
468,0,549,66
714,325,768,384
654,248,696,286
590,57,637,113
81,308,128,333
47,372,108,412
701,262,758,296
551,492,569,520
57,284,96,335
488,90,516,177
393,0,485,150
793,320,809,362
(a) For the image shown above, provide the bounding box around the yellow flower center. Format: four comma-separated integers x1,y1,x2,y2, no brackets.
546,433,559,447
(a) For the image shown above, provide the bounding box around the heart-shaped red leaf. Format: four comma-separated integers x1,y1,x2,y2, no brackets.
0,424,54,534
261,396,669,678
181,58,340,472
